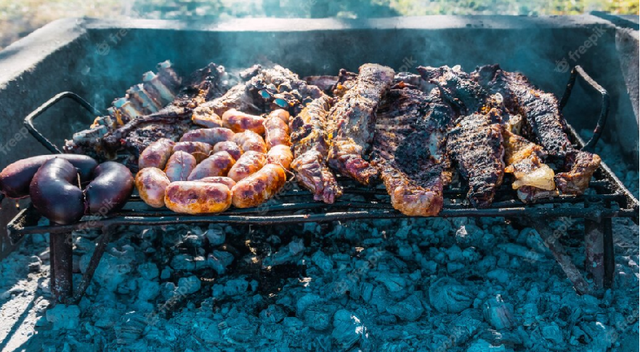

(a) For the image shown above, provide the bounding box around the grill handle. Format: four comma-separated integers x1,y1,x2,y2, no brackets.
24,91,101,154
559,66,610,152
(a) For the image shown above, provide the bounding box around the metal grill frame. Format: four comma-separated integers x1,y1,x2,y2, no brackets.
5,66,639,303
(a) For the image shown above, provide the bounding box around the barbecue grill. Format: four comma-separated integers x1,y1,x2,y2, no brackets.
4,64,638,305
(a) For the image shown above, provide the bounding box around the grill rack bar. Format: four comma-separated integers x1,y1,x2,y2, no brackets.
8,65,639,303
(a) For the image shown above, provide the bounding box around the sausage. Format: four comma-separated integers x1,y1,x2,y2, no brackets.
264,113,291,148
213,141,242,160
266,145,293,169
179,127,235,145
164,151,197,182
0,154,97,199
192,106,223,127
172,141,213,163
222,109,265,134
187,151,236,181
84,162,134,214
232,131,267,154
138,138,175,170
268,109,290,124
135,167,171,208
227,151,266,182
29,158,84,225
231,164,287,208
164,181,232,214
199,176,237,189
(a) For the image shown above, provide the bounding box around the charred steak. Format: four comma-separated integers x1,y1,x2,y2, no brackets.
290,94,343,204
473,64,600,195
327,63,395,185
372,79,456,216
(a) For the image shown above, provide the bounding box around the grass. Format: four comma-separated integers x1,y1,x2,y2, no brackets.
0,0,637,49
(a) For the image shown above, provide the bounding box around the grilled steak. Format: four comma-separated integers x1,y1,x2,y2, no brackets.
290,94,343,203
418,65,487,116
447,108,505,208
473,64,600,195
372,79,456,216
327,63,395,185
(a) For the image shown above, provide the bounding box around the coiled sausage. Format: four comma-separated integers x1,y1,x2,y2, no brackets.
85,161,134,214
222,109,265,134
187,151,236,181
164,181,232,214
232,164,287,208
164,151,197,182
172,141,213,163
138,138,174,170
29,158,85,225
136,167,171,208
232,131,267,154
227,151,266,182
0,154,97,199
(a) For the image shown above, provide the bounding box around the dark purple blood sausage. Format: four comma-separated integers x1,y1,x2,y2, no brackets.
0,154,97,199
84,161,134,214
29,158,85,225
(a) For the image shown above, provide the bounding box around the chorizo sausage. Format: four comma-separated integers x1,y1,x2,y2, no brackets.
266,145,293,170
135,167,171,208
164,181,232,214
232,131,267,154
231,164,287,208
264,113,291,148
172,141,213,163
222,109,265,134
85,162,134,214
213,141,242,161
227,151,266,182
29,158,85,225
187,151,236,181
164,151,197,182
268,109,290,124
179,127,235,145
138,138,174,170
0,154,97,199
199,176,236,189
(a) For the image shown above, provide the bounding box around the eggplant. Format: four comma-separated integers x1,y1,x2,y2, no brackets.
0,154,97,199
84,161,134,214
29,158,85,225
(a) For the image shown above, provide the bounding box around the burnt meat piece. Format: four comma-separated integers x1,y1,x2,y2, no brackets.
63,62,227,168
198,64,324,117
372,80,456,216
327,63,395,185
473,64,600,194
447,108,505,208
289,94,343,203
418,65,487,116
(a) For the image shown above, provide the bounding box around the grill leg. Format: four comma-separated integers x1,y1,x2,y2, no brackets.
585,218,605,290
603,218,614,288
71,226,112,303
50,232,73,303
530,221,591,295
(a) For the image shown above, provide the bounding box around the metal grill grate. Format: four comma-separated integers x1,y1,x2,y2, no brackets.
5,65,639,303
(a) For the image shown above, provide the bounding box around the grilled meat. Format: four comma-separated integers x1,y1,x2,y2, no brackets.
327,63,395,185
372,79,456,216
290,94,342,203
502,128,558,202
447,108,505,208
473,64,600,195
418,65,487,116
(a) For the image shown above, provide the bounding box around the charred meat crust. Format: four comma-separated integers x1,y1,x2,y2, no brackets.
327,63,395,185
290,94,343,203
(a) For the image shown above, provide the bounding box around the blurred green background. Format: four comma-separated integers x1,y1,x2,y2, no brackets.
1,0,638,49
